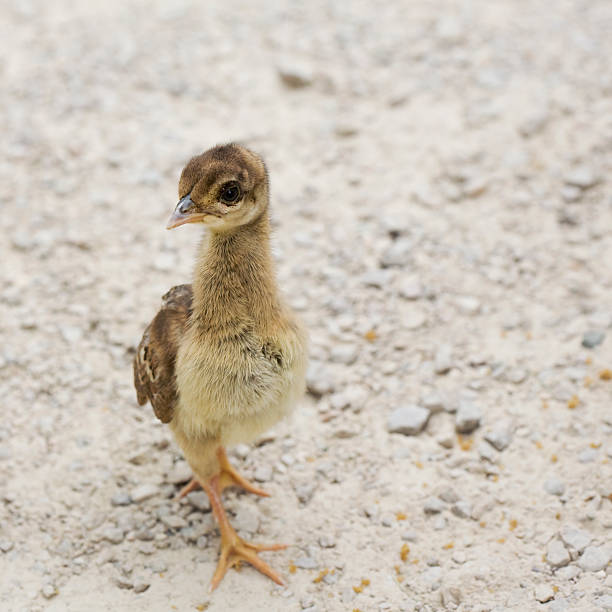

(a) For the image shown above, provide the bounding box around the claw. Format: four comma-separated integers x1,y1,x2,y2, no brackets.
217,447,270,497
209,536,287,592
203,473,285,590
176,477,200,499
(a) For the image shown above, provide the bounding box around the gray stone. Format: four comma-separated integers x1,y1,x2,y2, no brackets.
294,555,318,569
452,550,466,564
335,385,368,413
334,123,359,138
436,426,455,449
546,539,570,568
135,529,154,542
455,295,481,315
294,483,315,504
138,534,156,556
544,477,565,496
234,507,260,534
578,448,597,463
561,185,582,202
438,488,459,504
160,515,187,530
451,501,472,519
149,560,168,573
180,524,207,542
557,208,579,226
463,177,488,198
595,595,612,610
484,421,513,451
434,14,465,46
12,231,38,251
306,361,335,396
582,330,605,348
114,575,133,589
130,484,159,503
565,166,599,189
506,368,527,384
253,465,272,482
186,491,211,512
277,60,313,88
233,444,250,459
380,239,413,267
196,535,208,549
111,492,131,507
559,525,591,556
329,390,351,411
424,496,445,515
421,565,443,586
433,516,446,530
361,269,393,288
387,405,430,435
59,324,83,344
399,279,423,300
440,586,462,607
166,460,192,484
404,307,427,330
0,539,14,553
435,16,464,44
318,535,335,548
534,584,554,603
102,527,124,545
421,392,448,414
455,400,482,433
133,580,150,594
478,442,497,462
363,505,379,519
333,426,360,439
128,448,152,465
577,545,611,572
554,565,580,581
519,108,549,137
549,598,569,612
329,344,358,365
434,344,453,374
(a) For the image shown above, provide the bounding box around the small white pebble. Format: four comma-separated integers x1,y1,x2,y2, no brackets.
534,584,554,603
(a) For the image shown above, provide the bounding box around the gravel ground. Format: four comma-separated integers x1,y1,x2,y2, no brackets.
1,1,612,611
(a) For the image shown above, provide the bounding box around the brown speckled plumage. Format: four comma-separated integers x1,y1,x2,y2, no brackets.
133,284,192,423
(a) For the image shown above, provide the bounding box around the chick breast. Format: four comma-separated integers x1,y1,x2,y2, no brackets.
172,316,307,447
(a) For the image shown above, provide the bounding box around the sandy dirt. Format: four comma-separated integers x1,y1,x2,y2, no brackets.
1,1,611,611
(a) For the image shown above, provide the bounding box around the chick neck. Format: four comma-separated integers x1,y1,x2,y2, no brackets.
191,207,279,331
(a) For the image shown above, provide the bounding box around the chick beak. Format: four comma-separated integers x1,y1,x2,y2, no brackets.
166,194,197,229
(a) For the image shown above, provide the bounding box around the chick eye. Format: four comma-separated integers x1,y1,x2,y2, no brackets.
220,183,241,204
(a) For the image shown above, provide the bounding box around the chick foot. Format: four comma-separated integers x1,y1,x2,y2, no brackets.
216,447,270,497
177,447,269,499
177,478,200,498
203,475,286,591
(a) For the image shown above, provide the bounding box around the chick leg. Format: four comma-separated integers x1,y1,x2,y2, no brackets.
203,475,286,591
177,447,269,499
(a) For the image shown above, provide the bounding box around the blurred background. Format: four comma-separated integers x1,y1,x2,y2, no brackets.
1,1,611,611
